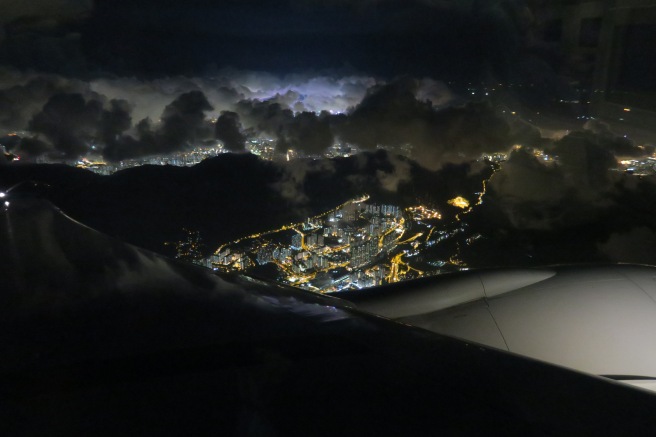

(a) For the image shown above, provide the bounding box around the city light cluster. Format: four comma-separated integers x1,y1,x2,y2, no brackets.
199,197,408,292
184,189,485,293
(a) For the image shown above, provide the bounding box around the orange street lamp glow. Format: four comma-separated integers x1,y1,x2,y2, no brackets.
448,196,470,209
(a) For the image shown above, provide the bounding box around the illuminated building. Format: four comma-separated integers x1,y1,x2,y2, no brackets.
291,233,303,250
257,247,274,265
198,195,468,293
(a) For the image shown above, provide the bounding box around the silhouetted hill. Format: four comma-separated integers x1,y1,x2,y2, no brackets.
3,149,656,269
0,152,489,256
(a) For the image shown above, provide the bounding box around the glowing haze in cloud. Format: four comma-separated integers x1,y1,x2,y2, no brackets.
86,71,381,123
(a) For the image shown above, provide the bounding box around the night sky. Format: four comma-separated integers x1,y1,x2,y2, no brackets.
0,0,531,80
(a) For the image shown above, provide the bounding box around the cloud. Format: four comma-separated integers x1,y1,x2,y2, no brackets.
10,70,639,173
507,117,543,148
547,131,617,189
599,226,656,265
0,134,20,151
27,92,104,158
415,78,455,107
0,72,94,131
236,99,334,155
206,69,378,115
335,78,511,169
103,118,155,161
100,99,132,145
272,159,336,204
73,70,382,159
215,111,247,152
487,148,574,230
0,73,517,168
487,122,650,232
0,70,461,163
376,153,412,192
582,120,654,157
157,90,213,151
16,136,52,158
491,147,566,203
102,90,216,161
0,68,378,132
88,76,245,123
276,111,334,155
17,91,134,160
0,70,365,161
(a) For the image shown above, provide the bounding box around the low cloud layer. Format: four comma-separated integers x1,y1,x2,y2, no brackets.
336,78,513,169
2,69,653,183
599,227,656,265
0,70,373,158
471,128,656,266
0,71,476,164
215,111,247,153
488,140,620,231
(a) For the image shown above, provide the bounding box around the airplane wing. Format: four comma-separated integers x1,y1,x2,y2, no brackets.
3,199,656,435
338,265,656,392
